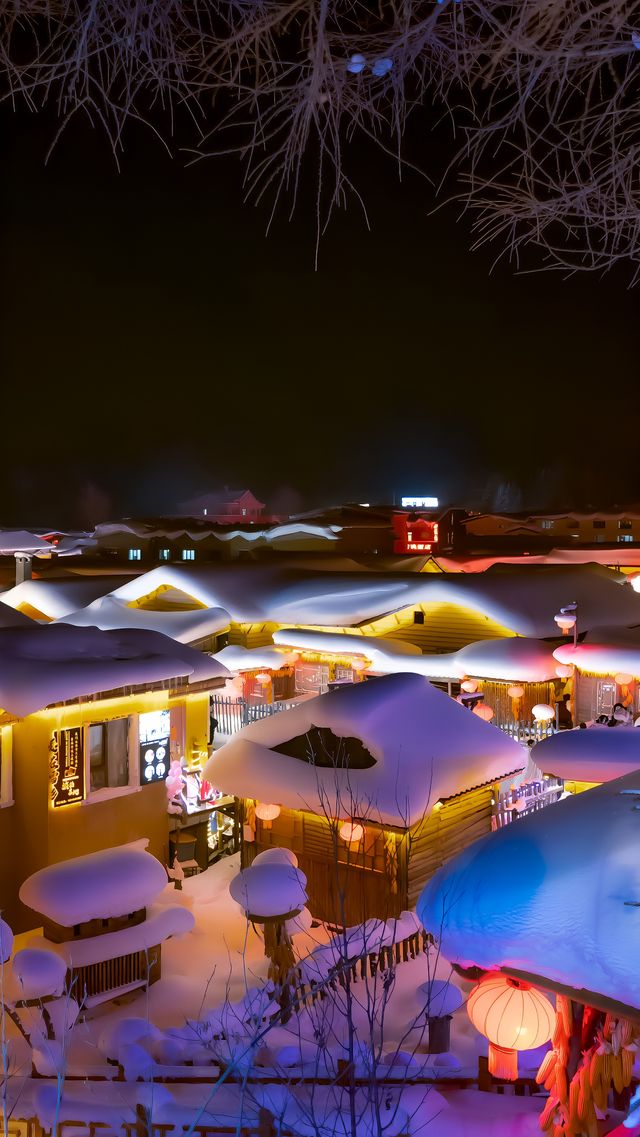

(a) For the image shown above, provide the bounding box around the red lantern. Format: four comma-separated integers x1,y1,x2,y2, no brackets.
467,974,554,1080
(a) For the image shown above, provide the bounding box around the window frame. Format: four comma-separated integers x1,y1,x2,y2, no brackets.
84,716,139,804
128,547,142,561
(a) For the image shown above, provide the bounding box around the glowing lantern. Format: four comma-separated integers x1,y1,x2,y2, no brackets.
339,821,364,844
507,685,524,699
615,672,633,686
255,802,281,825
555,664,573,679
461,679,478,693
473,704,494,722
532,703,555,722
554,612,576,633
255,672,271,685
467,974,555,1080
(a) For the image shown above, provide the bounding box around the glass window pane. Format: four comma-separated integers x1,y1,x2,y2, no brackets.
106,719,129,787
89,724,107,791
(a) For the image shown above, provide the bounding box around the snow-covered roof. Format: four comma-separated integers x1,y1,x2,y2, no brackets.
533,726,640,782
35,906,195,967
417,770,640,1012
61,593,231,644
20,847,170,925
0,624,230,717
269,629,557,682
554,640,640,677
0,530,54,555
214,644,298,672
0,577,134,620
0,600,34,628
203,673,525,827
54,562,640,637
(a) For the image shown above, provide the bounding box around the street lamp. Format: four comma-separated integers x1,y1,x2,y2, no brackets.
554,602,578,648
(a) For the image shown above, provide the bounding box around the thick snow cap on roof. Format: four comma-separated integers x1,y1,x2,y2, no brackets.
61,593,231,644
52,561,640,634
0,530,53,555
554,641,640,677
0,578,133,621
0,623,230,717
0,600,34,628
533,726,640,782
417,770,640,1013
203,673,524,827
271,629,557,683
19,846,169,925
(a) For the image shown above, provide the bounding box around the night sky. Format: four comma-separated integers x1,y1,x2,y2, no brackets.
1,102,639,528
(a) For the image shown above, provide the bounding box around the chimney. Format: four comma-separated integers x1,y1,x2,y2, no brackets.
14,552,33,585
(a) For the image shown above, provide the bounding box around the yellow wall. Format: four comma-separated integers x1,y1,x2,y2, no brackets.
1,685,213,934
359,602,517,653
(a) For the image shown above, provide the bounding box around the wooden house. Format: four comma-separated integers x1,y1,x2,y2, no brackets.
203,673,525,927
0,622,229,932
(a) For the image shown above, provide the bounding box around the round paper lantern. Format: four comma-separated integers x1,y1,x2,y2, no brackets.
467,974,554,1080
255,802,281,822
554,612,576,633
555,664,573,679
615,672,633,686
473,704,494,722
506,685,524,699
339,821,364,844
255,672,271,685
532,703,555,722
460,679,478,693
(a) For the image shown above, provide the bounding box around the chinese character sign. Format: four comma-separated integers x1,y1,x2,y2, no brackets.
50,727,85,807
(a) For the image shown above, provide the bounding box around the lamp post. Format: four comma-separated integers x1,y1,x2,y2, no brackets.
553,603,578,729
554,602,578,648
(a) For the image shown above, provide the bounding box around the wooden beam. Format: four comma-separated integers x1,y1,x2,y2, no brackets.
500,966,640,1025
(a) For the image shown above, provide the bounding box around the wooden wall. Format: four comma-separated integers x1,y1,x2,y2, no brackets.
360,603,517,653
242,804,409,927
406,783,495,910
241,787,495,928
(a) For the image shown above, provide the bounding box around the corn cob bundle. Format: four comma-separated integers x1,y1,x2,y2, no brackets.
539,1093,559,1131
557,996,573,1038
536,1049,557,1085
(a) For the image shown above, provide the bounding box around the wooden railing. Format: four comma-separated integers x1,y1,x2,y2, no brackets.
72,946,160,1001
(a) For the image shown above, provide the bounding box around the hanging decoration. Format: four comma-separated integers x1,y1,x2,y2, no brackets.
255,802,281,828
536,998,640,1135
532,703,555,723
615,672,634,708
461,678,478,693
555,664,573,679
339,821,364,844
473,704,494,722
507,684,524,722
467,974,554,1080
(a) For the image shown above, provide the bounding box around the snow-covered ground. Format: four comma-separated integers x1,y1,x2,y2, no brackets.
3,854,633,1136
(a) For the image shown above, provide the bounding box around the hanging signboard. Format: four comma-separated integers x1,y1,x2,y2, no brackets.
50,726,85,808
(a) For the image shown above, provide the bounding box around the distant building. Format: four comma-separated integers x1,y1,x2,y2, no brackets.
176,488,266,524
461,508,640,551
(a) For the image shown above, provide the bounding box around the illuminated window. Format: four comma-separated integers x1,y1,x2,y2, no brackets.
619,520,632,530
89,719,129,792
618,535,634,543
182,549,195,561
0,727,12,807
128,548,142,561
541,520,553,529
242,508,247,516
158,548,170,561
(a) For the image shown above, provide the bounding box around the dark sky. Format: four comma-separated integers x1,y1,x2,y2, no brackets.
1,102,638,528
